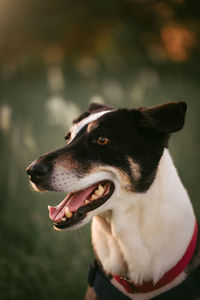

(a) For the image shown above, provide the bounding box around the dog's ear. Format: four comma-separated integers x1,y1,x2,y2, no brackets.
88,102,113,113
139,102,187,133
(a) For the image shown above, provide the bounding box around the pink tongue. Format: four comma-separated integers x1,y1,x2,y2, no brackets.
67,185,95,212
48,183,98,222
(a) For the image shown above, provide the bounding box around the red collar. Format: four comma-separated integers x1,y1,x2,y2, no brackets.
114,221,198,294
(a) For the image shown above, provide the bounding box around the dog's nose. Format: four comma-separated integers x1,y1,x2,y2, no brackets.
26,162,49,183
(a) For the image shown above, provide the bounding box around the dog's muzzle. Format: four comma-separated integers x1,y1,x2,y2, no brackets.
26,159,115,230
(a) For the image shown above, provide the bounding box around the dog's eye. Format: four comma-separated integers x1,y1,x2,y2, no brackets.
97,136,110,145
64,132,71,143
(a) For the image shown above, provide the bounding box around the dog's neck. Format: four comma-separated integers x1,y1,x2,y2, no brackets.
92,149,196,290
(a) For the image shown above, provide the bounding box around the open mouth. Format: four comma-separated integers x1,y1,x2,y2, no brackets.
48,181,114,229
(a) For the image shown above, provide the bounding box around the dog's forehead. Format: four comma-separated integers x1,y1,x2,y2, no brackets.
69,110,113,144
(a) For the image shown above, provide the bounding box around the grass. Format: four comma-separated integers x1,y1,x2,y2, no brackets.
0,187,93,300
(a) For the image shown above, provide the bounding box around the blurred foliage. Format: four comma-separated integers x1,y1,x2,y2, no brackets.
0,0,200,299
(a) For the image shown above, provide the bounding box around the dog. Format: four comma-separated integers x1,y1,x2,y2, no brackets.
26,102,200,300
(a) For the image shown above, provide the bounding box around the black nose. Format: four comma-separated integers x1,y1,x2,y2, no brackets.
26,162,49,183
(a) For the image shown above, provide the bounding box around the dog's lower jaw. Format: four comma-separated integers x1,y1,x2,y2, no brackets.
91,149,196,298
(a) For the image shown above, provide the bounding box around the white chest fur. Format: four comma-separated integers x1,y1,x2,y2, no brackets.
91,149,195,298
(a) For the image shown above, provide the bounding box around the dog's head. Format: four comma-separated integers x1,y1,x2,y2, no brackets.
26,102,187,230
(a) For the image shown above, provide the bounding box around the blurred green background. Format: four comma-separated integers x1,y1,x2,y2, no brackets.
0,0,200,299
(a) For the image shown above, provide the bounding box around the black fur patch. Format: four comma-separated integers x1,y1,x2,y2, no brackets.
29,102,187,193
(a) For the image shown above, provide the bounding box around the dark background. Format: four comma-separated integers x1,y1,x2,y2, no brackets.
0,0,200,299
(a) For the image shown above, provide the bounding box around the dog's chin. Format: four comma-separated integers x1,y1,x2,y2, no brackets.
30,182,45,192
48,181,115,231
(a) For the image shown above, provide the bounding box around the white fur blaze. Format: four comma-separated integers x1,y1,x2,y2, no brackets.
68,110,113,144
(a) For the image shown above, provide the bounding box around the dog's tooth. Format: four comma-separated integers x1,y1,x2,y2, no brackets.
65,207,72,218
98,184,105,195
95,184,105,196
94,190,99,196
91,194,99,200
85,200,90,205
61,217,66,222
